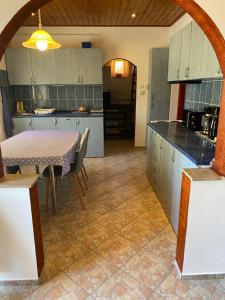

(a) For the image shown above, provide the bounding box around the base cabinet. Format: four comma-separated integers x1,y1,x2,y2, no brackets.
146,125,197,233
12,116,104,157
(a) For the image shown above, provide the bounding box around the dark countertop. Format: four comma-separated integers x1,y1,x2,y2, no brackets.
148,121,215,165
12,111,104,118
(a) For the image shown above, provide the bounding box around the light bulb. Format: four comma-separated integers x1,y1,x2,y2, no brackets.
36,40,48,51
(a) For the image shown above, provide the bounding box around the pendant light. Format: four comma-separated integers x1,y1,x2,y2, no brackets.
22,9,61,51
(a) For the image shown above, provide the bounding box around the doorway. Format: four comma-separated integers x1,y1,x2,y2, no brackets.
103,59,136,141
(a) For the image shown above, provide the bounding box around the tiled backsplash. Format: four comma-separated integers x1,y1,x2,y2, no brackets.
11,84,103,112
0,70,103,113
184,79,223,111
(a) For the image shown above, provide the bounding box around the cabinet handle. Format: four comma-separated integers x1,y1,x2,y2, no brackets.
217,67,221,74
54,118,57,125
30,76,33,84
33,77,36,84
66,118,71,121
81,77,83,84
176,70,179,79
28,119,32,126
185,67,190,78
76,119,80,125
172,150,175,162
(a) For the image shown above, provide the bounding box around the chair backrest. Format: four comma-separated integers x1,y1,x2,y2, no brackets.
74,128,90,173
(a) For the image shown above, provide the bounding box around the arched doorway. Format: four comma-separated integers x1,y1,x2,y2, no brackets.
103,58,137,141
0,0,225,174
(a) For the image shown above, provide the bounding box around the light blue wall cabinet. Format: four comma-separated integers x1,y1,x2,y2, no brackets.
168,30,183,81
168,21,223,81
170,148,197,233
147,48,171,122
179,22,192,81
12,116,104,157
5,48,33,85
200,35,222,79
6,48,103,85
188,22,204,80
55,49,80,84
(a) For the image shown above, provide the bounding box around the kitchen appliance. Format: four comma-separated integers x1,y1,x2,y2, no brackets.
202,106,220,138
183,109,204,131
208,115,219,140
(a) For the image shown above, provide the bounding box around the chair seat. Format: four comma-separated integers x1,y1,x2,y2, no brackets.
42,162,76,178
6,165,20,174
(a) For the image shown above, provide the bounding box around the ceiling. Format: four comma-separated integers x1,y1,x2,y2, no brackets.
23,0,185,27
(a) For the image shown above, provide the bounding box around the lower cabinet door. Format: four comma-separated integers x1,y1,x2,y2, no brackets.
76,117,104,157
170,149,197,233
30,117,57,130
12,118,33,135
158,138,174,219
56,117,77,130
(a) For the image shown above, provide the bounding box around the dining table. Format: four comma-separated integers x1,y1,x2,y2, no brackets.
1,130,80,214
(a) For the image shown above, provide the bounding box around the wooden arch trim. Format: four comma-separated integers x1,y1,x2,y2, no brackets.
0,0,225,174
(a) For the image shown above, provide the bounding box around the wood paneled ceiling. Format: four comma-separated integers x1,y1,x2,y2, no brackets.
23,0,185,27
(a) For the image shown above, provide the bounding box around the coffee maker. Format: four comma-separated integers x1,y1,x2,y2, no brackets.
202,106,220,140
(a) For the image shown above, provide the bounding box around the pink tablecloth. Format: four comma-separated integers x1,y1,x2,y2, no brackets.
1,130,80,175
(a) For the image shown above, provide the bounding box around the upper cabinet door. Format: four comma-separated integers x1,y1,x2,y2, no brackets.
168,30,182,82
179,22,192,81
200,35,222,79
56,49,77,84
30,50,57,84
78,48,103,84
189,22,204,80
5,48,33,85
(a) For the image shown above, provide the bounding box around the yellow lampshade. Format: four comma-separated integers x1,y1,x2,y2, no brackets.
22,9,61,51
22,29,61,51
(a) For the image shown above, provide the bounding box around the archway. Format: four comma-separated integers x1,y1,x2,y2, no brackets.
0,0,225,174
103,58,137,140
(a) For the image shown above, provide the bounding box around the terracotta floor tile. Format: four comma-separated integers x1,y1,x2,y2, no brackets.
119,219,156,250
96,210,133,232
72,222,112,249
93,270,152,300
45,237,90,270
65,251,118,294
122,248,173,290
95,234,137,268
25,273,89,300
0,285,37,300
144,234,176,263
155,268,219,299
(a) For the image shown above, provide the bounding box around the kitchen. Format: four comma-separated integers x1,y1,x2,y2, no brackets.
0,1,225,298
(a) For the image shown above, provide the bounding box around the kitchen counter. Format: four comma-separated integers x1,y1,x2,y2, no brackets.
12,111,104,118
147,121,215,165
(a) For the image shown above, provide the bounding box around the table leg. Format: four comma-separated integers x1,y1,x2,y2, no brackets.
49,165,57,215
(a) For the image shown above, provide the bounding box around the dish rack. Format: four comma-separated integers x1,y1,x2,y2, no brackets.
34,108,55,115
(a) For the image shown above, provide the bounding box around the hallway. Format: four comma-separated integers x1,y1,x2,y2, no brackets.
1,141,224,299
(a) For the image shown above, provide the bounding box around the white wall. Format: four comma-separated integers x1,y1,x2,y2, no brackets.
10,26,170,146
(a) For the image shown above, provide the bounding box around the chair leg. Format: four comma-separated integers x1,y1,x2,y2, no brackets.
18,166,22,174
82,165,88,180
76,173,86,196
55,177,59,192
45,177,50,210
72,175,85,210
81,168,88,190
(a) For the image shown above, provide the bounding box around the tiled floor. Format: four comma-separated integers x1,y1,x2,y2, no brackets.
1,140,225,299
